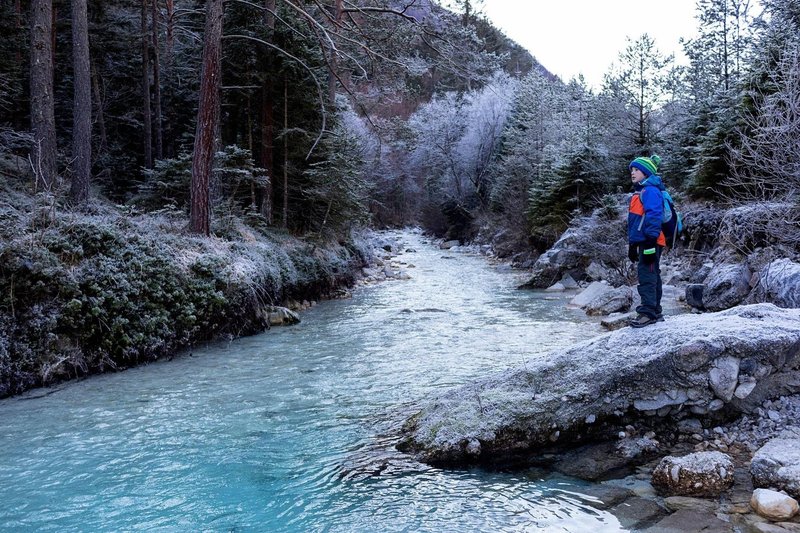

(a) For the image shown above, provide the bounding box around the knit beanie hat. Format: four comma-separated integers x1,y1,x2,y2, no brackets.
629,155,662,177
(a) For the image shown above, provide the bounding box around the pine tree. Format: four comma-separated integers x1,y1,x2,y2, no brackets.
189,0,223,236
70,0,92,206
30,0,57,191
602,34,676,154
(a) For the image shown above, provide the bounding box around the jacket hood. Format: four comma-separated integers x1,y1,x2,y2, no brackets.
635,174,665,191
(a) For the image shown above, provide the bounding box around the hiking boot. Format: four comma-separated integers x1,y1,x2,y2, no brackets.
630,314,658,328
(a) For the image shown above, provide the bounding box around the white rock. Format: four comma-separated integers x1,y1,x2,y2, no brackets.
735,378,758,399
709,356,740,402
569,281,612,308
752,438,800,498
560,273,579,290
750,488,799,521
749,259,800,308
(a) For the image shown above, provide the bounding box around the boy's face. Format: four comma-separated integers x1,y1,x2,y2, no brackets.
630,167,647,183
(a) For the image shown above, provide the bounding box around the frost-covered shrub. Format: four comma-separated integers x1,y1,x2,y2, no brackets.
718,202,800,255
132,146,267,215
0,207,366,397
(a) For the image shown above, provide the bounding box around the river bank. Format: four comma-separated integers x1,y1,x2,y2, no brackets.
0,190,382,398
0,229,616,532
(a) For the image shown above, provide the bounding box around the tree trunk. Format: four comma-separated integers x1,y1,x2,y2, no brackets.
164,0,174,66
30,0,57,191
141,0,153,168
151,0,163,160
723,0,729,91
15,0,22,64
91,59,107,157
282,75,288,229
259,0,276,223
70,0,91,205
327,0,343,104
189,0,223,236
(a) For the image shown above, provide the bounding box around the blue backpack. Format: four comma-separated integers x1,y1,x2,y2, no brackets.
661,190,683,248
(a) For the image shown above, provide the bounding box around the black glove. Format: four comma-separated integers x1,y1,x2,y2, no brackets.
641,239,658,265
628,244,638,263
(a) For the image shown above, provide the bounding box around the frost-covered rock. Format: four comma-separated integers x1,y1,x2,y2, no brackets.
601,312,637,331
519,228,587,289
651,451,734,497
686,284,705,310
569,281,613,308
703,264,751,311
398,304,800,464
440,240,460,250
748,259,800,309
750,488,799,521
560,273,580,290
261,306,301,326
584,286,633,316
586,261,614,282
751,438,800,499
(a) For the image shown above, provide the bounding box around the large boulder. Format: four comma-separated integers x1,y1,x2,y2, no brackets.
585,286,633,316
750,488,799,521
570,281,615,308
651,451,734,497
748,259,800,309
751,438,800,499
520,228,587,289
703,264,752,311
398,304,800,464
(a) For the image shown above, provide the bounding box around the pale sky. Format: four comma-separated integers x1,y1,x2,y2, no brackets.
481,0,701,89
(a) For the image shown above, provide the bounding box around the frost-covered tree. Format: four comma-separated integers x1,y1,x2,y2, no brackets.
299,109,373,236
602,34,677,154
453,72,517,206
681,0,757,195
726,30,800,200
523,77,613,246
408,92,468,203
489,72,563,238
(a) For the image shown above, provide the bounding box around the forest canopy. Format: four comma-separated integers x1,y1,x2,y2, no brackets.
0,0,798,246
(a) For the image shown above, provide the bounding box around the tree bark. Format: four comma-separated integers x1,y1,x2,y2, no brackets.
151,0,163,160
15,0,22,64
91,59,107,157
327,0,343,104
141,0,153,168
259,0,276,223
70,0,91,205
164,0,174,66
189,0,223,236
30,0,57,191
282,75,288,229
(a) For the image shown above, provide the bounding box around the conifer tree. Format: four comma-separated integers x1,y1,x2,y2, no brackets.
30,0,57,191
70,0,92,205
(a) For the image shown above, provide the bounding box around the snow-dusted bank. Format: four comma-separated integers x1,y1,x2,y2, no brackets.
398,304,800,464
0,205,388,398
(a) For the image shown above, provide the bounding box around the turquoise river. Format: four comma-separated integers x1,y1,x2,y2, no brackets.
0,230,632,532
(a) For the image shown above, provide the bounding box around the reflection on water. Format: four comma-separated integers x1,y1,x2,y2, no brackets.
0,230,627,532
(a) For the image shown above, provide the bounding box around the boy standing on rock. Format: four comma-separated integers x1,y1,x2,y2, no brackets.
627,155,667,328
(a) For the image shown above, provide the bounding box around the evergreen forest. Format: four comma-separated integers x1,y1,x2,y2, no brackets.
2,0,798,242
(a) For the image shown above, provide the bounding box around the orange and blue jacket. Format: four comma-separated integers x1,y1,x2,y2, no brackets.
628,175,666,246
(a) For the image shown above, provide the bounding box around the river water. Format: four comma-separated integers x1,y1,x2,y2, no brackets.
0,230,630,532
